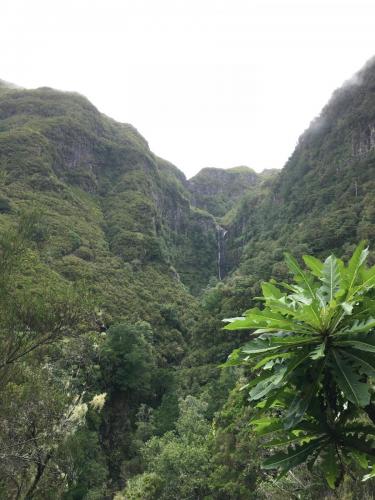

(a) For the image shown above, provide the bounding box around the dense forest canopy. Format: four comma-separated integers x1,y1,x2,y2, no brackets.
0,58,375,499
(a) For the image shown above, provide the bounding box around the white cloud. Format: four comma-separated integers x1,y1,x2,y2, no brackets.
1,0,375,177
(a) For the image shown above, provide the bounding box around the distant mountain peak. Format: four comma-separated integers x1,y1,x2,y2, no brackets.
188,165,271,217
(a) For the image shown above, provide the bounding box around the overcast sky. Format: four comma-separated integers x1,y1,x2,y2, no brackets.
2,0,375,177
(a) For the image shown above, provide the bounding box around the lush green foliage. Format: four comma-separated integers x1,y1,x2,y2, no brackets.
2,57,375,498
0,215,107,498
0,82,218,498
225,244,375,487
119,397,212,499
101,322,156,395
188,166,265,218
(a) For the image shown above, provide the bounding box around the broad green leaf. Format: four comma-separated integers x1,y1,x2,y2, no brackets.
279,282,305,294
249,328,287,336
268,335,320,347
285,253,323,328
303,255,324,278
341,423,375,438
341,302,354,315
242,309,287,324
253,352,293,370
310,342,326,360
284,253,317,299
241,338,281,355
343,436,375,461
342,349,375,378
251,328,283,334
350,450,369,470
249,368,287,400
284,360,324,428
284,393,313,429
353,299,375,324
296,420,330,434
294,302,322,329
341,318,375,335
261,438,325,472
315,290,327,309
264,434,318,448
362,464,375,482
244,373,275,391
345,241,369,297
288,292,313,305
242,336,319,361
264,298,301,318
334,334,375,353
306,448,321,473
250,417,285,435
320,444,340,489
224,319,259,331
284,351,314,378
261,282,283,300
355,265,375,295
221,348,244,367
224,308,304,332
331,350,370,407
222,316,245,323
249,379,280,401
256,386,289,413
320,255,341,303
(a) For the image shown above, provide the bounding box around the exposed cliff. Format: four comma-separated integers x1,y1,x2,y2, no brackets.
0,85,220,296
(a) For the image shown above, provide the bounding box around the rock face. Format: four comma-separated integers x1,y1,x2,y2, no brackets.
0,82,279,293
0,85,219,295
188,166,259,217
0,82,281,291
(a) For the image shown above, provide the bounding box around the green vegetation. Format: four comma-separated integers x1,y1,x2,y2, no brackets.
1,57,375,498
188,166,268,218
119,396,212,499
225,244,375,487
0,215,101,498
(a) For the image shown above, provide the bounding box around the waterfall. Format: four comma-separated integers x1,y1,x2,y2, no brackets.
216,224,227,280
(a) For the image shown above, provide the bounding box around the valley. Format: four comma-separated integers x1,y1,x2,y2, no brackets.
0,56,375,499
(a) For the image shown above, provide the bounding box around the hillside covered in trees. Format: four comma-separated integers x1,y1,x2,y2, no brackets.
0,57,375,499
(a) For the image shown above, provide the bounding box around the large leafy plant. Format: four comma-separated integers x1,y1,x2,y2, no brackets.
224,242,375,487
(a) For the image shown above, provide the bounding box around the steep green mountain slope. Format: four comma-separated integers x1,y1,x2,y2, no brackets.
0,85,221,297
223,57,375,285
0,85,224,496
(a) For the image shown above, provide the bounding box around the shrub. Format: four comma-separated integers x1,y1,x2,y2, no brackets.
224,242,375,488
